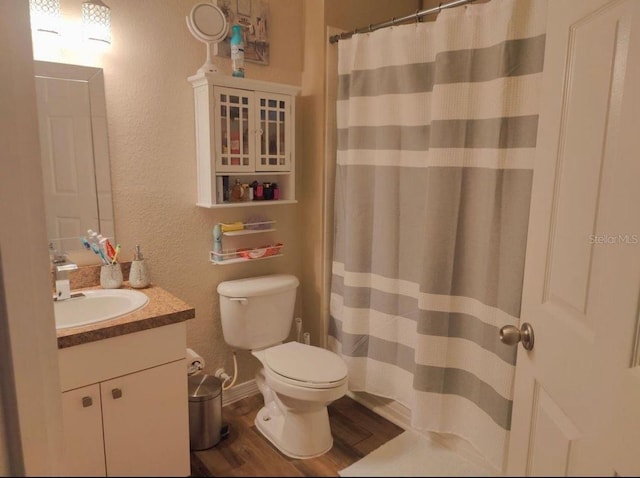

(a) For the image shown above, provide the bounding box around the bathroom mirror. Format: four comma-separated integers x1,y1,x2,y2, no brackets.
34,61,114,263
186,2,229,74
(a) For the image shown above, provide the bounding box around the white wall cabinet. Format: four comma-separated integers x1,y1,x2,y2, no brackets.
188,72,300,208
58,323,190,477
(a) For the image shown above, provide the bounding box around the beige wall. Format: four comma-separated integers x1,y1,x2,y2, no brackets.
298,0,327,347
326,0,421,31
32,0,304,385
106,0,303,385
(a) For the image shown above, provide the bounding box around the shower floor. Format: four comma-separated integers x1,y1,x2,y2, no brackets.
338,429,497,476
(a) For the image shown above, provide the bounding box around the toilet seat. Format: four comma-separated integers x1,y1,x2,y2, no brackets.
264,342,347,390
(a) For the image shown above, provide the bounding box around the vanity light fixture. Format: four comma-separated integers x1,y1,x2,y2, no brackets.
81,0,112,44
29,0,62,35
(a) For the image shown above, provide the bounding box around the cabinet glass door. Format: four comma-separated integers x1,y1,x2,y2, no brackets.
215,87,254,172
256,92,290,172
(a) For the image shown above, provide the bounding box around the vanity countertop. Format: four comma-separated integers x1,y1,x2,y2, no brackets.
56,283,195,349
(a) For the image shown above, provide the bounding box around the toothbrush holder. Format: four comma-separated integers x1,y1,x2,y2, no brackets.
100,263,123,289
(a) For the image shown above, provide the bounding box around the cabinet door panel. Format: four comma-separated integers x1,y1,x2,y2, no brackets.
101,360,190,477
214,86,255,172
60,384,106,477
255,92,291,172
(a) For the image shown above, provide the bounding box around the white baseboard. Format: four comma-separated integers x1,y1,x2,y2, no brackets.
347,390,502,476
221,378,259,407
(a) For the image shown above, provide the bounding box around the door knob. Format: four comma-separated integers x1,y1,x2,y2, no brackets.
499,323,534,351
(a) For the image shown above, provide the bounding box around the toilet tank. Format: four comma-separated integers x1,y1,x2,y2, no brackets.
217,274,299,350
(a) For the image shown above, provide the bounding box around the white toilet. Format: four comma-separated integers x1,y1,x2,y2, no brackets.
217,274,348,459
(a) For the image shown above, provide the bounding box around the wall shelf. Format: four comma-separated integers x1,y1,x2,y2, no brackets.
223,228,276,237
210,219,282,265
196,199,297,209
209,249,284,265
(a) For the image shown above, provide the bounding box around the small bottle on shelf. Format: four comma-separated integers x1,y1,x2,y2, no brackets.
255,182,264,200
242,183,252,201
263,183,273,200
230,179,244,202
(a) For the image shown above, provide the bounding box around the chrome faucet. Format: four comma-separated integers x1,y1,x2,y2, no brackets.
51,245,78,301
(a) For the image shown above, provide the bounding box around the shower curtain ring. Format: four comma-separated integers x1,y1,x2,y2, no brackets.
369,24,373,32
438,2,443,13
391,17,396,26
415,9,421,23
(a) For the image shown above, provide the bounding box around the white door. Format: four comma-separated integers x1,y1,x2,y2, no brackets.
506,0,640,475
35,75,100,242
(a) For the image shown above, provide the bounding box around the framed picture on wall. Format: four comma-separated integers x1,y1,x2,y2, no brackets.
215,0,270,65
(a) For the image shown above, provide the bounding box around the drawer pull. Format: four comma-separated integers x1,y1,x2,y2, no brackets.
111,388,122,399
82,396,93,408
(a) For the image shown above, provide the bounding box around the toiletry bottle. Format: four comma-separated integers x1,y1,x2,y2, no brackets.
242,183,252,201
129,245,150,288
230,24,245,78
213,224,223,262
263,182,273,200
230,179,244,202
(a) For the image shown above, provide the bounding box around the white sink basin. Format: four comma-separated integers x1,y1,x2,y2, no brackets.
54,289,149,330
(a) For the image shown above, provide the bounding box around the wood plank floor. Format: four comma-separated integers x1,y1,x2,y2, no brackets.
190,394,404,477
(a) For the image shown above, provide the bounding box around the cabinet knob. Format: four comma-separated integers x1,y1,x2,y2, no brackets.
111,388,123,399
82,396,93,408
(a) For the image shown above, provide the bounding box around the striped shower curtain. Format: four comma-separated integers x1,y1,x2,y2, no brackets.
328,0,546,469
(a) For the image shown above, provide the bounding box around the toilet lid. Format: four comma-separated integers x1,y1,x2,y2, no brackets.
264,342,347,385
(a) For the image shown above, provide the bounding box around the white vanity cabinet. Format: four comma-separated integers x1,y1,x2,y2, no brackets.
58,323,190,477
188,72,300,208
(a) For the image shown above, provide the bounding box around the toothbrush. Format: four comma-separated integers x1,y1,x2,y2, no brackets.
80,236,92,250
104,239,116,260
87,229,100,245
111,244,121,265
97,234,117,260
91,242,109,265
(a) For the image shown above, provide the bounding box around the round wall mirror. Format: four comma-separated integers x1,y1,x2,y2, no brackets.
186,2,228,74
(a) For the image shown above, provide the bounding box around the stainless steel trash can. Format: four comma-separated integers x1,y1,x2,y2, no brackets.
188,374,222,450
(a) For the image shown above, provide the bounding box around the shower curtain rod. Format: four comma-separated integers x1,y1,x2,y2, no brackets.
329,0,475,44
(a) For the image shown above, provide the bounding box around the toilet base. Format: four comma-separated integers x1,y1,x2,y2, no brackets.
254,401,333,459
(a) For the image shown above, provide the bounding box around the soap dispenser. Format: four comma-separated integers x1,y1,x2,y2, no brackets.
129,245,150,288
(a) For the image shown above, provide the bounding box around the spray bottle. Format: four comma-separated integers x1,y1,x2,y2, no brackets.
213,224,223,262
230,24,245,78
